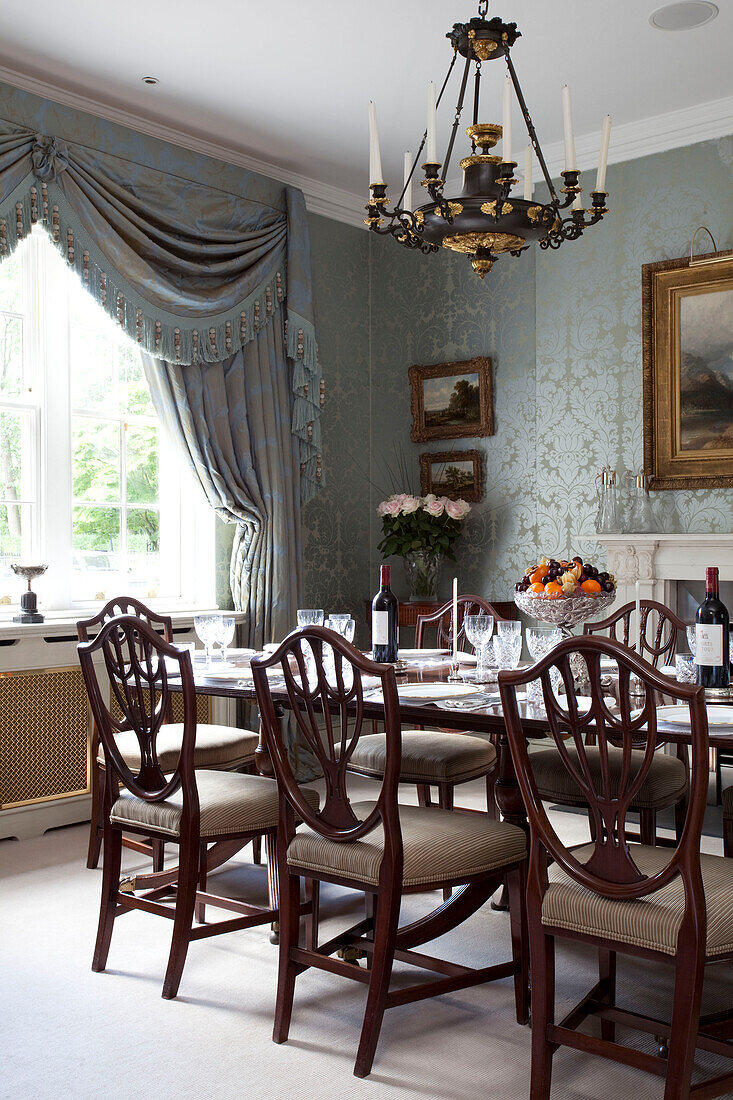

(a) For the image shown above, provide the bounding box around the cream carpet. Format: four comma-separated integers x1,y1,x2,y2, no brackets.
2,776,733,1100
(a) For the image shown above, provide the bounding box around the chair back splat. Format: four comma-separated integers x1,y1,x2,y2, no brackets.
252,626,402,849
78,614,197,807
415,594,508,650
583,598,685,668
500,635,708,901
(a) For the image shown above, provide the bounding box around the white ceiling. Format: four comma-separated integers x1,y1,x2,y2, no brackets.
0,0,731,226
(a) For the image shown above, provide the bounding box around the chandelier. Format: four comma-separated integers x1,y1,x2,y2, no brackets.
365,1,611,278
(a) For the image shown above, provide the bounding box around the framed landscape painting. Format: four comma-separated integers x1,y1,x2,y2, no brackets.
409,357,493,442
643,249,733,488
419,449,483,502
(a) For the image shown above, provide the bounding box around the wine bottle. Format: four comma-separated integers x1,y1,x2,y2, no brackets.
372,564,399,663
695,566,730,692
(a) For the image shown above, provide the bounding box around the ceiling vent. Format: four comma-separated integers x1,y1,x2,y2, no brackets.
650,2,719,31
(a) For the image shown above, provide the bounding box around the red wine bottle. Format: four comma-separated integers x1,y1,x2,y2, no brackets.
695,566,730,691
372,564,399,663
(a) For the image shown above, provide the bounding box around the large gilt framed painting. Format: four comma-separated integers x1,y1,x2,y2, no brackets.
643,249,733,488
409,357,493,443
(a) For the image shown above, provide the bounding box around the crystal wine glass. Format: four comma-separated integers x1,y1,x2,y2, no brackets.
325,615,355,644
686,624,697,657
194,614,218,665
212,615,235,662
463,614,495,683
495,621,523,670
297,609,324,627
526,625,562,703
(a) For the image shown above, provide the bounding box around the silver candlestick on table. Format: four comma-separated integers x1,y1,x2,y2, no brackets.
11,564,48,623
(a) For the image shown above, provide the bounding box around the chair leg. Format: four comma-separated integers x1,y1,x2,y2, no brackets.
663,951,706,1100
438,784,455,901
639,808,656,846
598,948,616,1041
416,784,432,807
86,758,105,869
252,835,262,865
91,824,122,972
161,838,200,1000
486,767,498,820
304,878,319,951
354,885,401,1078
273,866,303,1044
724,815,733,859
364,893,376,972
195,840,208,924
151,839,165,872
529,929,555,1100
506,864,529,1024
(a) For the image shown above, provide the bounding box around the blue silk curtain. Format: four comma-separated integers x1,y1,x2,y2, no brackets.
0,99,324,652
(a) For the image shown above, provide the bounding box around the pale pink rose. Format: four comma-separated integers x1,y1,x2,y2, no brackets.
391,493,408,505
445,498,470,520
424,493,437,505
424,497,445,517
401,495,421,514
378,499,402,517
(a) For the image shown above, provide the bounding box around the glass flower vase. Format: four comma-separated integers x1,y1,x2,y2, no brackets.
403,550,444,603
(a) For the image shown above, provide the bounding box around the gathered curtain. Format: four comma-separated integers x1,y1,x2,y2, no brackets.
0,113,324,642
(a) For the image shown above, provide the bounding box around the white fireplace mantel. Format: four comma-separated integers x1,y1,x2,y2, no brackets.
589,533,733,609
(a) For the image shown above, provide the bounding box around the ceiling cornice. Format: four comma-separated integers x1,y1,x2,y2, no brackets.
0,63,367,229
1,63,731,232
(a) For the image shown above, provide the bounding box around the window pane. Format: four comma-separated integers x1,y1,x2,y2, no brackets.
0,314,23,398
69,288,117,412
72,504,120,554
0,247,24,315
126,424,158,503
127,508,161,598
120,343,154,416
0,501,33,562
0,407,34,502
72,418,120,501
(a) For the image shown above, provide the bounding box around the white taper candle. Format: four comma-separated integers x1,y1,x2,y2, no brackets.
403,150,412,212
426,81,438,163
452,577,459,659
368,101,383,186
523,145,533,200
595,114,612,193
502,77,512,164
561,85,577,172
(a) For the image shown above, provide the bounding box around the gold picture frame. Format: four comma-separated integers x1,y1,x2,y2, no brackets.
419,449,483,502
642,248,733,489
409,357,494,443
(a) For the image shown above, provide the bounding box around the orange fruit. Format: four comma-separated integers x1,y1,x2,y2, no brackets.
544,581,563,598
529,582,545,593
581,578,602,594
529,567,545,585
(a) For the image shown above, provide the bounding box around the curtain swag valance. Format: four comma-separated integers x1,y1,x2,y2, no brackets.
0,120,323,500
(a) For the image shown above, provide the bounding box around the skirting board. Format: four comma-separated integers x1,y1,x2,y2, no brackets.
0,792,92,842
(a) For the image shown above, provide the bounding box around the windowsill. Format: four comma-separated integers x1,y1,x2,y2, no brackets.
0,605,244,633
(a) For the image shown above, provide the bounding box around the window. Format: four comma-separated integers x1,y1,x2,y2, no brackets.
0,228,214,612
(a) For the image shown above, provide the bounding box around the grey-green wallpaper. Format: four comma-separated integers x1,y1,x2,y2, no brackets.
218,135,733,630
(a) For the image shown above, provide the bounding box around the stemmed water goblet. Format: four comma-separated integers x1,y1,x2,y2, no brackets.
495,620,523,670
297,609,324,627
324,615,356,686
463,614,495,683
212,615,235,662
686,624,697,657
193,614,218,666
526,626,562,703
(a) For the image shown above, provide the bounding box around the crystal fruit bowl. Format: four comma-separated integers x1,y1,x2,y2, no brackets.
514,589,616,632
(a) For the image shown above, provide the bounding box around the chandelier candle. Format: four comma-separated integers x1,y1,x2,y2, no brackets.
364,5,610,278
695,567,730,693
403,151,413,212
368,101,383,186
372,565,399,664
595,114,612,193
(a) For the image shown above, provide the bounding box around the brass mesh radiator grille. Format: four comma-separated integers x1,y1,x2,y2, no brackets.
0,666,91,809
109,692,212,727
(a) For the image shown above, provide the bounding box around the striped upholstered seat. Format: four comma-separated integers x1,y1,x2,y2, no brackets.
543,842,733,956
98,722,258,773
287,800,526,888
346,729,496,785
530,744,687,811
111,771,319,839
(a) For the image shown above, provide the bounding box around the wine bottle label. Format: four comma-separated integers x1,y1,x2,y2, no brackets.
372,610,389,646
695,623,723,666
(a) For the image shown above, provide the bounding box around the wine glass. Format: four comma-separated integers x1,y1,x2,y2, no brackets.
324,616,356,687
297,609,324,627
325,615,355,644
212,615,235,662
495,621,523,670
194,614,218,665
526,626,562,702
463,614,495,683
686,624,697,657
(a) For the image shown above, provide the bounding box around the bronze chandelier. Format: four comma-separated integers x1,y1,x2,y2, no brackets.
365,1,611,278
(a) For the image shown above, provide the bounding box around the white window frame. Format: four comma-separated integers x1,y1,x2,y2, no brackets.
0,228,215,617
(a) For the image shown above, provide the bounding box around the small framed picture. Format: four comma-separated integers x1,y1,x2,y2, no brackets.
409,357,493,442
419,449,483,502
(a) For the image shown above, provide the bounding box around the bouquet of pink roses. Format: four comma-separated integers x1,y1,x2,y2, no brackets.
376,493,471,561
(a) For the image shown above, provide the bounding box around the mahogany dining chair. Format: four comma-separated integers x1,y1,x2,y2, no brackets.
499,634,733,1100
253,626,529,1078
78,615,318,999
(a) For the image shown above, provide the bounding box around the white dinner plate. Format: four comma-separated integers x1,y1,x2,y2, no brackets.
657,704,733,727
396,682,480,702
398,648,450,658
